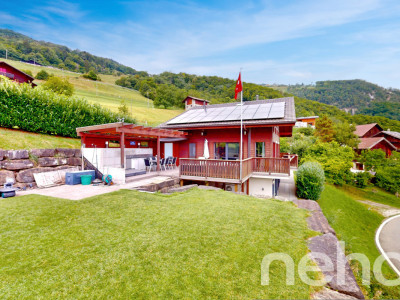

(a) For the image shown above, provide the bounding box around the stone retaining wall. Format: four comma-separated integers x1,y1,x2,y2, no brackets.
0,148,81,189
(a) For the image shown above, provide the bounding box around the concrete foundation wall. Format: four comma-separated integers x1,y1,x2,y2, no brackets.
249,177,274,198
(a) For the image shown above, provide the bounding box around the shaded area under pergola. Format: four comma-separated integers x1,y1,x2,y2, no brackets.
76,122,187,171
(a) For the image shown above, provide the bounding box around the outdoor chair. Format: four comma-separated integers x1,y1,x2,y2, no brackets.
160,158,167,171
166,156,173,169
171,157,177,168
144,158,155,172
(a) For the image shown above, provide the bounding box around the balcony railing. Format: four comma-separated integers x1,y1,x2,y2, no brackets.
179,157,291,182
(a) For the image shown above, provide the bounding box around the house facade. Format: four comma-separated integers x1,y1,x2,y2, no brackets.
182,96,209,110
159,97,297,196
373,131,400,150
0,61,36,87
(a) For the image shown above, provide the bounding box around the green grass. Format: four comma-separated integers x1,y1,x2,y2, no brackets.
340,185,400,209
318,184,400,299
0,189,318,299
3,59,183,126
0,127,80,149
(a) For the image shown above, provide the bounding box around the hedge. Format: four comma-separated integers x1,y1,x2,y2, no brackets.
0,76,135,137
296,161,325,200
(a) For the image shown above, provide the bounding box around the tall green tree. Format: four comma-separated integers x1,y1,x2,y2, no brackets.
314,116,335,142
333,121,359,148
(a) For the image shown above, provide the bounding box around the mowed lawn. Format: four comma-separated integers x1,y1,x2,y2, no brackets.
319,185,400,299
0,127,81,149
0,189,317,299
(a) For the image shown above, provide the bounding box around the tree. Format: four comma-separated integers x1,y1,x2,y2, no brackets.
359,149,386,171
42,77,74,96
314,116,335,142
82,70,100,81
302,141,355,185
35,70,50,80
333,121,359,148
118,100,129,116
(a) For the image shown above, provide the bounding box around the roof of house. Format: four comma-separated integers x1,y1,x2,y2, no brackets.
0,61,35,81
354,123,383,137
160,97,296,129
182,96,210,103
375,130,400,140
358,137,397,150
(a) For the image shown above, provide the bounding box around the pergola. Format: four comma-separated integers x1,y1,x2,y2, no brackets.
76,122,187,171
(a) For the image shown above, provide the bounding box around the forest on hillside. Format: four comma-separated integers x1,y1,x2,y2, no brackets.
0,29,144,75
285,80,400,121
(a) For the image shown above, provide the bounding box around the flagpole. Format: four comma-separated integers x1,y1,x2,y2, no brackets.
240,81,243,183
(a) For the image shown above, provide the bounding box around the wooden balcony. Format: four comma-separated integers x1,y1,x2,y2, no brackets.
179,157,291,183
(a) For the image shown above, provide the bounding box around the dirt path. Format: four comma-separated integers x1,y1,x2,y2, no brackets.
358,200,400,217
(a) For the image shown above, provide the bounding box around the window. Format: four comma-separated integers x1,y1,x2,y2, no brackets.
189,143,196,158
256,142,265,157
214,142,239,160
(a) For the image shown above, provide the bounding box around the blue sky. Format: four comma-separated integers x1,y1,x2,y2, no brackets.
1,0,400,88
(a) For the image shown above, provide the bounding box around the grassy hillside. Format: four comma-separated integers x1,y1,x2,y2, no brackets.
0,128,80,149
2,59,183,126
319,185,400,299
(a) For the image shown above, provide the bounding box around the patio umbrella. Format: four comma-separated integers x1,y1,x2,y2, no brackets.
203,139,210,159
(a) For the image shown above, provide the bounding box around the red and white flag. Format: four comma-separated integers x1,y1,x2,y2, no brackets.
234,72,242,100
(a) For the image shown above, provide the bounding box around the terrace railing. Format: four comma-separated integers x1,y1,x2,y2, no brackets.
179,157,291,182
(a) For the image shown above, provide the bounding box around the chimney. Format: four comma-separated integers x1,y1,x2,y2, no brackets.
256,95,259,101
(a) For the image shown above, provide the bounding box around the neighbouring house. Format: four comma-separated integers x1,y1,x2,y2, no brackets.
354,123,383,138
182,96,210,110
373,130,400,150
0,61,36,87
295,116,319,128
354,123,397,157
355,137,396,157
77,97,298,198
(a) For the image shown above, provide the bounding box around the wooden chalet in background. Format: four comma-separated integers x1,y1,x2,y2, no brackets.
0,61,36,87
354,123,398,157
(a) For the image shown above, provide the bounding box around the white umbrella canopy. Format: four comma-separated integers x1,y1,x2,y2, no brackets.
203,139,210,159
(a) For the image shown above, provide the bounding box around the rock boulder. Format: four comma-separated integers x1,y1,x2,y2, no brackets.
5,150,29,160
16,167,54,183
30,149,55,158
2,159,34,170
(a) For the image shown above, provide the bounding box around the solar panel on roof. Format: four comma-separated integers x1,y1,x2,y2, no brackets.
166,101,286,124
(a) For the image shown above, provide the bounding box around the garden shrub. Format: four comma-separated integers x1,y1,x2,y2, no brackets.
296,161,325,200
35,70,50,80
0,76,135,137
301,141,354,185
354,172,372,188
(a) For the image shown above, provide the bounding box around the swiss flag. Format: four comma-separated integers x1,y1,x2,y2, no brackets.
234,72,242,100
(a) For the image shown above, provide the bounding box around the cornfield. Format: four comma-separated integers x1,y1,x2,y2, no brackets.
0,76,135,137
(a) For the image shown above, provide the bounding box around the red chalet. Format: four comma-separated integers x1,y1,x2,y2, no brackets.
354,123,397,157
76,97,297,197
0,61,36,87
158,97,297,196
